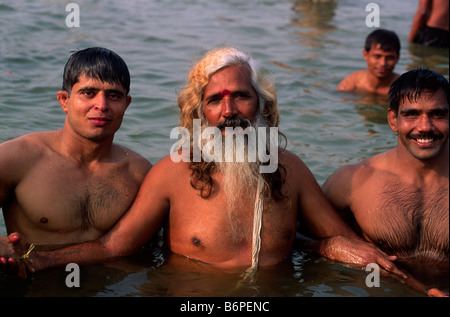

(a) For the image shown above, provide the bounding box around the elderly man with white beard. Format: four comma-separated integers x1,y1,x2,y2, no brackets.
4,47,405,279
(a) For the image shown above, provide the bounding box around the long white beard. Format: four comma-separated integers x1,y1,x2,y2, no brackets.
202,114,269,251
217,130,266,281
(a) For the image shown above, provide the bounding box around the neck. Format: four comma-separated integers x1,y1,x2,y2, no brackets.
57,127,114,165
366,71,395,89
393,145,449,183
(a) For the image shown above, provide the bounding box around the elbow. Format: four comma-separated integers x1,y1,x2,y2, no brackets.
100,235,138,259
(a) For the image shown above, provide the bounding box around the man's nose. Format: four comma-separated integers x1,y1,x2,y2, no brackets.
417,114,434,132
221,96,238,118
93,92,108,111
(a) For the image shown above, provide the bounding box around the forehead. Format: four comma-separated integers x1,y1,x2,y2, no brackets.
73,73,126,91
367,43,398,56
204,65,253,93
400,89,449,109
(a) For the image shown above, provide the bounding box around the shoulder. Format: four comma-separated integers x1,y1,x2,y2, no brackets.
323,151,391,195
114,144,152,175
0,131,55,160
278,149,309,174
143,154,190,182
278,149,318,189
337,70,365,91
0,132,56,183
137,154,190,197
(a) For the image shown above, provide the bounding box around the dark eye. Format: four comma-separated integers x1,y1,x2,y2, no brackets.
431,109,448,119
234,92,251,101
207,97,220,105
402,110,419,118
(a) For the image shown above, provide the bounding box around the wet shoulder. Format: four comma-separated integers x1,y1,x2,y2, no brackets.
147,154,191,181
112,144,152,177
337,70,365,91
345,151,397,189
278,148,309,175
0,131,57,159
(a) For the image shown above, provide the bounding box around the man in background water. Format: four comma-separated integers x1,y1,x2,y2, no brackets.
337,29,401,97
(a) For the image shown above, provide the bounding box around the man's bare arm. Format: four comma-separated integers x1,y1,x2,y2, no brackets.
409,0,430,41
29,158,172,271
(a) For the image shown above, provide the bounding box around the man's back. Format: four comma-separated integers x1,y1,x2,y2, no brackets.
426,0,449,31
0,130,151,247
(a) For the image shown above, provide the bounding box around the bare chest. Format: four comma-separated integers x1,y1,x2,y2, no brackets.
167,184,297,265
353,181,449,259
9,159,140,236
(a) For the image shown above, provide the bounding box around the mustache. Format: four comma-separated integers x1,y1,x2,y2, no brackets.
409,132,443,140
216,117,251,130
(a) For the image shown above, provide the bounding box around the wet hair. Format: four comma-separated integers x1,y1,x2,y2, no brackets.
389,67,449,115
364,29,400,55
61,47,130,95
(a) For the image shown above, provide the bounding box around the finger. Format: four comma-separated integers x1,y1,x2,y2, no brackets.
373,247,398,261
17,262,28,279
8,257,18,268
385,255,397,261
427,288,449,297
377,257,407,279
23,258,35,273
0,257,8,266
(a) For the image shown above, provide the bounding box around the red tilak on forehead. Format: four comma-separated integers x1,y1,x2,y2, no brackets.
219,89,231,97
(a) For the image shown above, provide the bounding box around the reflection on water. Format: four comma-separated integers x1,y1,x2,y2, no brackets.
339,92,390,124
291,0,337,49
407,42,450,75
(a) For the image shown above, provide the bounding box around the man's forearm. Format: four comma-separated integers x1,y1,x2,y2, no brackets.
30,240,119,271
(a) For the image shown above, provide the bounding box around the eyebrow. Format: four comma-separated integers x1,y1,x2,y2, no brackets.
204,89,251,102
400,107,449,115
77,86,125,96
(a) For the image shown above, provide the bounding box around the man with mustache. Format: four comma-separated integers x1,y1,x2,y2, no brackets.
337,29,400,97
4,47,404,279
324,68,449,296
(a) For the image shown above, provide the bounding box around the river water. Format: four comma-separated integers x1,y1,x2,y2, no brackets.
0,0,448,298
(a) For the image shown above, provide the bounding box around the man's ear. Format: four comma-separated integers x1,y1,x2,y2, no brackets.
362,49,368,61
387,108,398,133
126,95,132,109
57,91,69,113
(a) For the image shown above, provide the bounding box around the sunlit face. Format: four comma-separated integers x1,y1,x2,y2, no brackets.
201,65,259,128
388,89,449,161
57,74,131,142
363,43,399,79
